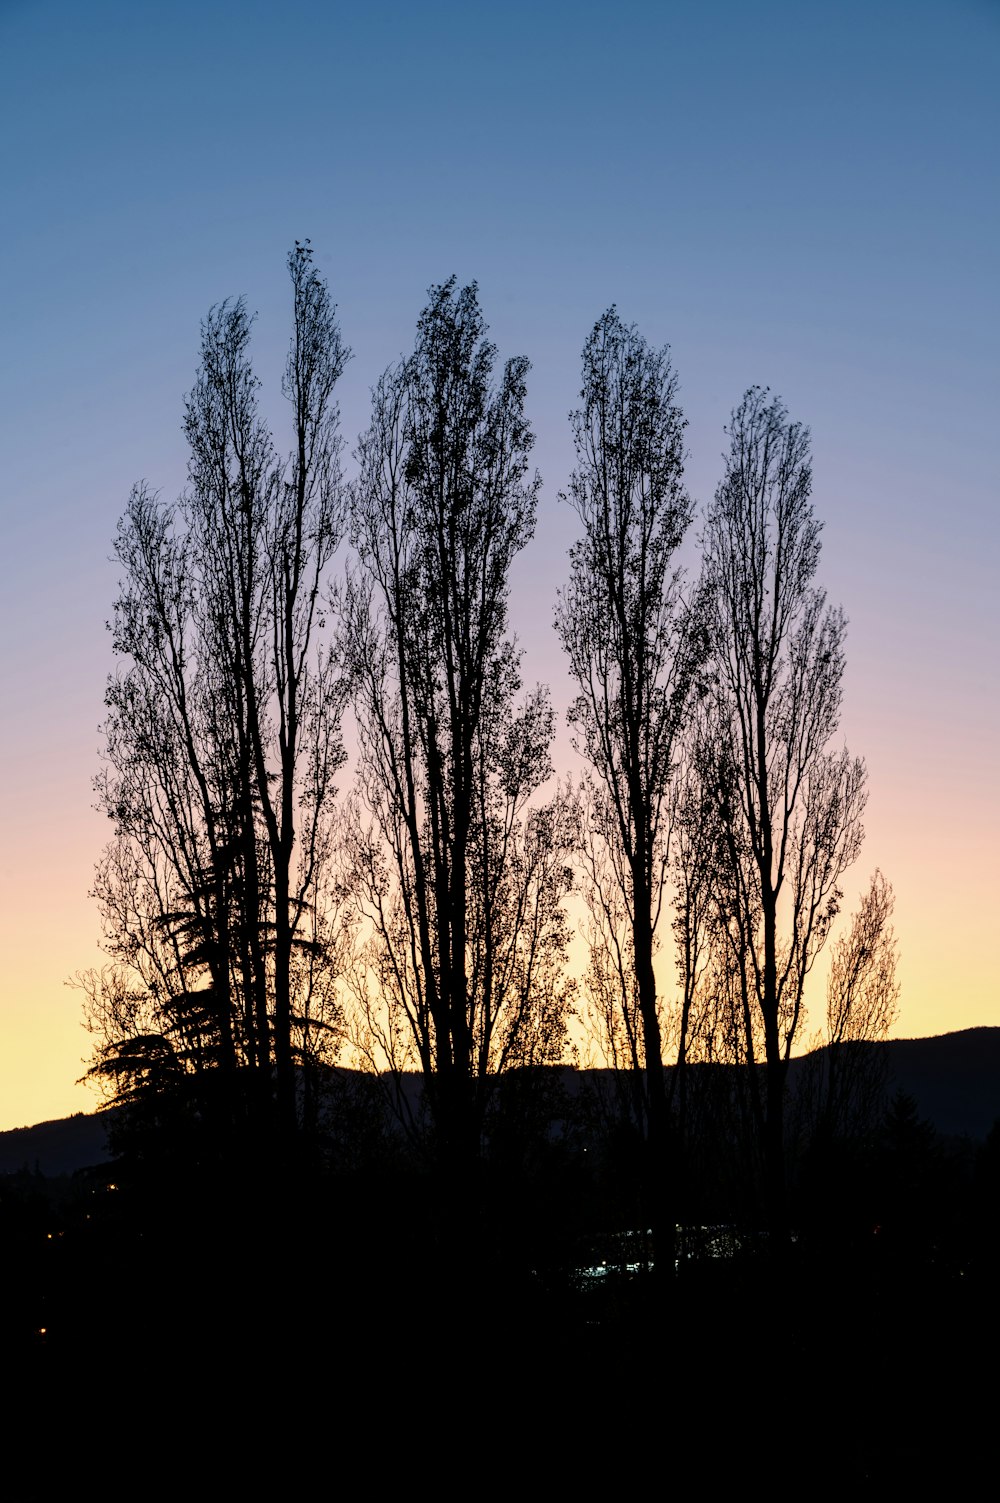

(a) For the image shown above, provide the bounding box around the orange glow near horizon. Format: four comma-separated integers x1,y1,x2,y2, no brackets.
0,736,995,1133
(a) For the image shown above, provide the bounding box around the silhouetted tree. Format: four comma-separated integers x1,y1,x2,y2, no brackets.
83,244,351,1141
701,388,867,1229
346,277,574,1177
555,308,705,1265
814,869,899,1140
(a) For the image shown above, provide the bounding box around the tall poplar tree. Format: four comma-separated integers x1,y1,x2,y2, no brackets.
347,278,574,1175
702,387,867,1228
555,308,705,1266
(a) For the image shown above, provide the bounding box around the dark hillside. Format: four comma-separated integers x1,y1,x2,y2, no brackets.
880,1027,1000,1139
0,1112,111,1176
2,1026,997,1176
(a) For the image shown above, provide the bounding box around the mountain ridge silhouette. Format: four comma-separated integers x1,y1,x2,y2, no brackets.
2,1026,997,1176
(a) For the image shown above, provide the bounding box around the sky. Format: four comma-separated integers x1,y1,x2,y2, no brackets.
0,0,996,1130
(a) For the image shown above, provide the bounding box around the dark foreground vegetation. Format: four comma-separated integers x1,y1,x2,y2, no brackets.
3,1050,999,1486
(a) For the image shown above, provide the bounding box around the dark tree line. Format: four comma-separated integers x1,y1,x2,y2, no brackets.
80,248,896,1240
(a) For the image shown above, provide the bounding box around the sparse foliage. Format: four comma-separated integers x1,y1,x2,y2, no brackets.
701,387,868,1224
83,245,352,1139
813,869,900,1139
555,308,705,1260
346,278,574,1169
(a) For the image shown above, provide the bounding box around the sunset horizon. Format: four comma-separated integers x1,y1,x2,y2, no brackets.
1,0,995,1133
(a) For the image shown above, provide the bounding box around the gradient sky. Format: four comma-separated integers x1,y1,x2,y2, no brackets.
1,0,996,1130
